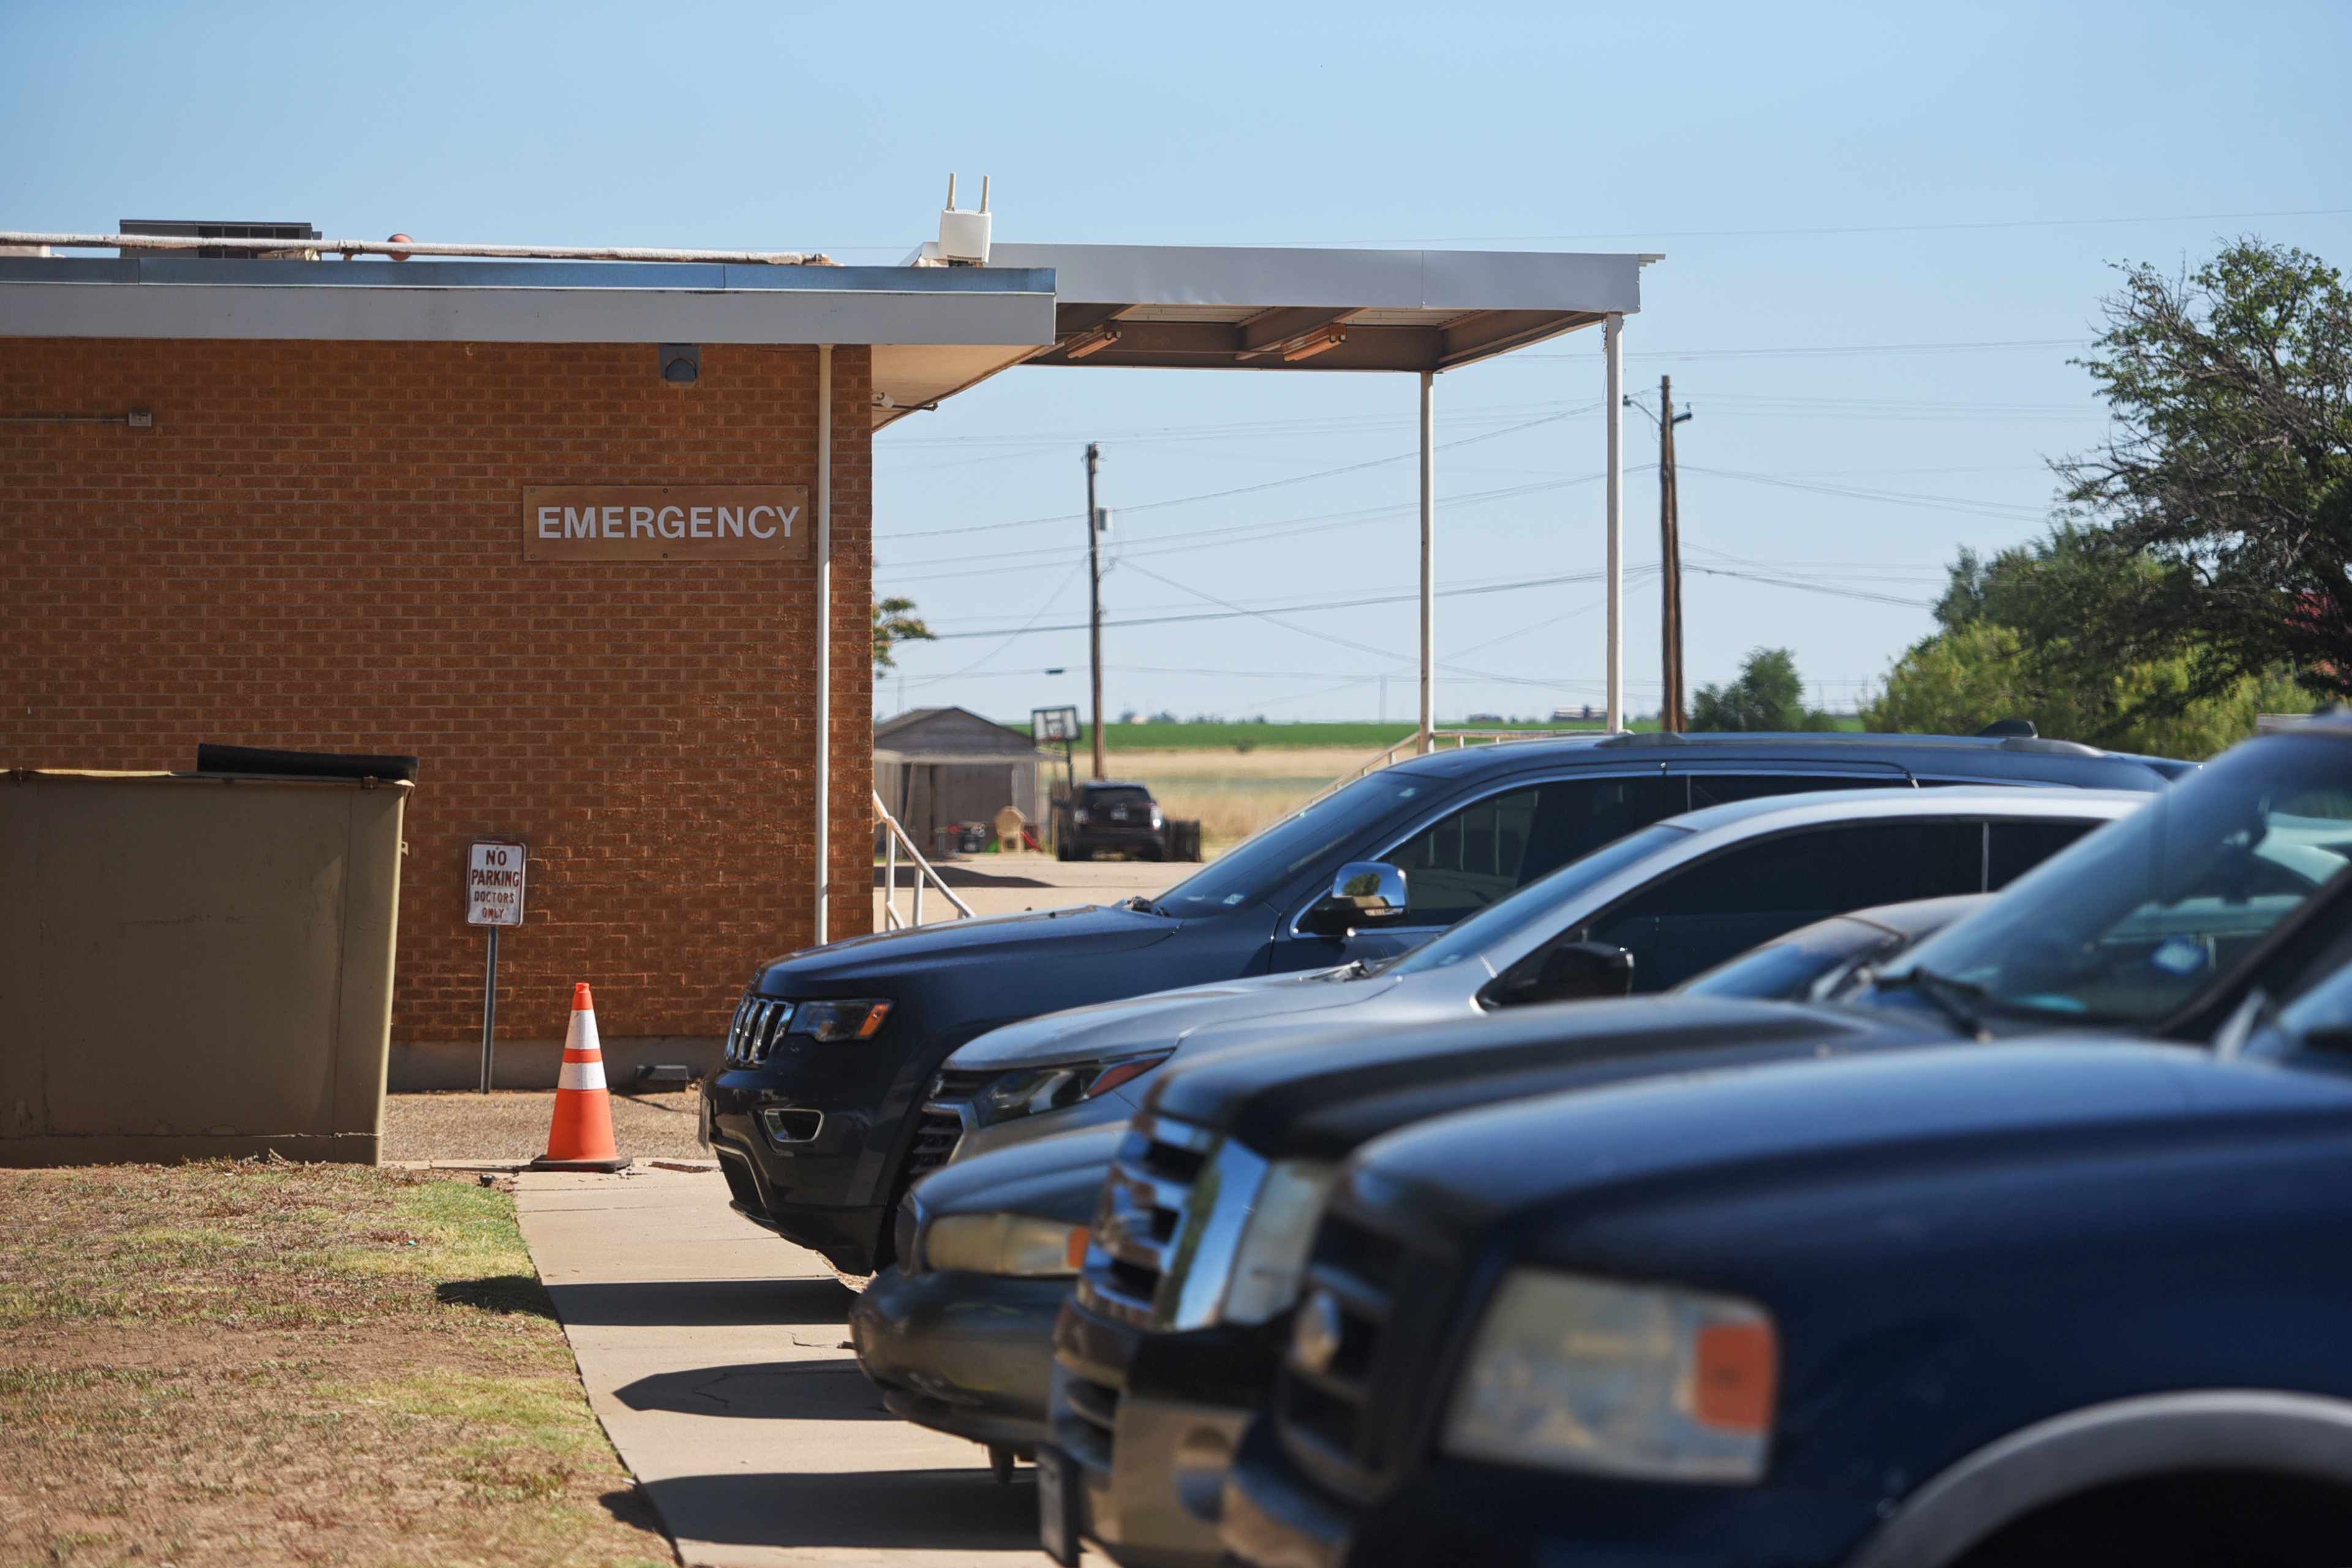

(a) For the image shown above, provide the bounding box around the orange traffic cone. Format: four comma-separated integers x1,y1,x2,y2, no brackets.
530,983,628,1172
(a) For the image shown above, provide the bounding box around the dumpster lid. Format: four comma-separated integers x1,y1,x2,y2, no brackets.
194,745,421,783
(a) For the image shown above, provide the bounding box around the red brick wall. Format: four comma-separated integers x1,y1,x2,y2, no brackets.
1,337,875,1044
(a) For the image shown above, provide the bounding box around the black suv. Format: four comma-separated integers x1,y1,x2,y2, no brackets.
705,732,2188,1275
1062,780,1168,861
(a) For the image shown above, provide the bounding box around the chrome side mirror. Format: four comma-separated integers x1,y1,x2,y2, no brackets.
1301,861,1409,937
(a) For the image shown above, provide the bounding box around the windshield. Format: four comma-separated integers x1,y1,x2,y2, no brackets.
1082,785,1153,806
1393,824,1692,974
1150,772,1439,917
1871,734,2352,1026
1676,918,1898,1001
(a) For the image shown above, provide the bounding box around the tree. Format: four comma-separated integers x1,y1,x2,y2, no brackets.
1866,527,2311,756
872,597,934,674
1688,647,1839,732
2051,240,2351,701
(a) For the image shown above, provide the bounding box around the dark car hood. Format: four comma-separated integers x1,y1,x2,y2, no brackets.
908,1123,1129,1224
1344,1038,2352,1243
755,902,1183,991
1145,995,1954,1160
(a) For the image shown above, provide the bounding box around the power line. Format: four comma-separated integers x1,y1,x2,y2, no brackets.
1680,462,2047,521
880,407,1591,541
1182,206,2352,247
878,471,1621,581
1534,338,2092,362
920,567,1642,639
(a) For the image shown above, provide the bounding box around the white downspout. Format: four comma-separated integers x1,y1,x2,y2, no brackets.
815,343,834,944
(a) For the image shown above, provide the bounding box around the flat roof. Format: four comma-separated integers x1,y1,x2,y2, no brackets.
990,243,1644,372
0,242,1649,423
0,255,1058,429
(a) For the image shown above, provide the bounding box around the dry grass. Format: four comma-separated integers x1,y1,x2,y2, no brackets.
0,1159,670,1568
384,1090,709,1164
1111,747,1374,848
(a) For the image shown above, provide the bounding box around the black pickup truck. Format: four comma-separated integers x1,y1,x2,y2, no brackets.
706,732,2185,1274
1220,719,2352,1568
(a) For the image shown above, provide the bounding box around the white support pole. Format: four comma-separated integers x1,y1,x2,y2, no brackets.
815,344,834,944
1603,314,1624,733
1418,370,1436,756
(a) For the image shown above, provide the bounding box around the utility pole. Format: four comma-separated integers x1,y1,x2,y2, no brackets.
1658,375,1693,732
1085,442,1106,780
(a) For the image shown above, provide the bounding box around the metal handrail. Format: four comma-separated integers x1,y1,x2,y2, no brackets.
1292,726,1577,815
873,791,976,926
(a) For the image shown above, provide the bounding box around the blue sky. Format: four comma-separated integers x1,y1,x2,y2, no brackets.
7,1,2347,725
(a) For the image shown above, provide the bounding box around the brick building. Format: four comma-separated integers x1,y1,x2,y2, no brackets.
3,236,1642,1087
1,253,1054,1084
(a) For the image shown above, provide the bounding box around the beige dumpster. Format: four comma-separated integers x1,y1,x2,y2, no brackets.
1,747,414,1166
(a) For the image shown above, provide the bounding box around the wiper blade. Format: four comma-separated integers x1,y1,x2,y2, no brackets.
1871,967,1994,1041
1126,895,1172,917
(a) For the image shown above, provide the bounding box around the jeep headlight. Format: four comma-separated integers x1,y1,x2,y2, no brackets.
1442,1268,1776,1483
924,1212,1089,1277
792,1000,892,1042
968,1053,1170,1129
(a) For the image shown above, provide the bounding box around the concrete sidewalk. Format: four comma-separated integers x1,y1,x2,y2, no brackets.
516,1167,1066,1566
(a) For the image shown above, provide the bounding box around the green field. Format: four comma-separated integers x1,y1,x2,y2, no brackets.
1013,716,1869,753
1068,719,1607,752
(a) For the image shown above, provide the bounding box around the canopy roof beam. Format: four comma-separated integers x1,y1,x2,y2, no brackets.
1027,304,1607,372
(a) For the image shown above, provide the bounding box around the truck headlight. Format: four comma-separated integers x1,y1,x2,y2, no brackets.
792,1000,892,1042
924,1212,1089,1276
1442,1268,1776,1483
968,1053,1171,1128
1219,1159,1335,1324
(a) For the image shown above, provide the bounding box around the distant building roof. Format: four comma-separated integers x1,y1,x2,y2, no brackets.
875,707,1047,761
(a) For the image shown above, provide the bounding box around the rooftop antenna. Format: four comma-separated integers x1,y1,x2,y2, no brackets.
937,173,992,266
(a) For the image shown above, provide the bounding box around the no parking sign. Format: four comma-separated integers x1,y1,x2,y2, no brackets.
467,841,527,927
467,840,527,1094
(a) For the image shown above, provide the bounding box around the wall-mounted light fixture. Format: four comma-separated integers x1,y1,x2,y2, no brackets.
658,343,700,385
1062,325,1121,360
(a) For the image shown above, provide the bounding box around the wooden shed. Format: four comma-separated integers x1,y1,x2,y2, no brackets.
875,707,1056,848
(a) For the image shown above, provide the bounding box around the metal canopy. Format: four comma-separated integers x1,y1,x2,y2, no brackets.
976,242,1649,750
988,243,1642,373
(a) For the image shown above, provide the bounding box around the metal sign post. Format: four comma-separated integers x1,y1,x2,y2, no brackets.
466,841,528,1094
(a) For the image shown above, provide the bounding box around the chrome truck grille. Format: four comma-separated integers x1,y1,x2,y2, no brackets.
723,995,793,1066
1074,1112,1216,1329
1273,1210,1425,1497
